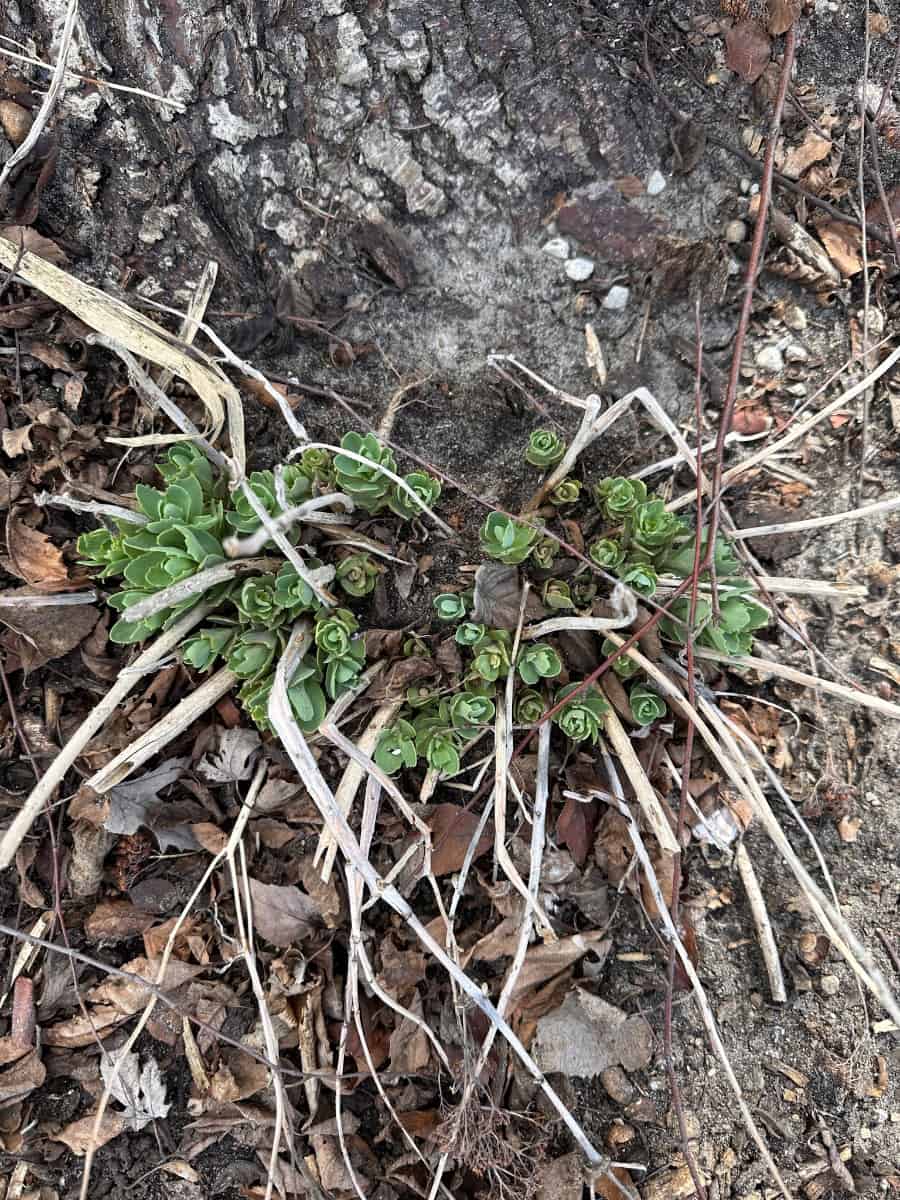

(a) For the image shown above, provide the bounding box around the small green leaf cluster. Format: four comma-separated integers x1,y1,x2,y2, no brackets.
333,431,441,518
78,442,368,734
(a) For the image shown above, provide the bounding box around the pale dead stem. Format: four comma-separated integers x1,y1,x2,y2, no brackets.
266,623,631,1189
735,842,788,1004
601,631,900,1026
0,38,187,111
0,602,215,869
0,0,78,193
593,760,795,1200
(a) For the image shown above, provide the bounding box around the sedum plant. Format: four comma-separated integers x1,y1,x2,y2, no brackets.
335,553,380,597
516,642,562,685
549,478,581,506
333,431,397,512
480,512,539,565
552,683,609,744
629,683,667,726
80,430,770,782
525,429,566,469
375,719,418,774
387,471,441,520
433,593,466,621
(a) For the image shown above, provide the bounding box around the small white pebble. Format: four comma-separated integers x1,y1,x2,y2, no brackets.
749,182,760,196
725,219,747,244
786,382,808,398
820,974,840,996
785,343,808,364
603,284,630,310
647,169,666,196
755,345,784,373
565,256,595,282
543,236,570,260
783,304,808,331
740,177,751,194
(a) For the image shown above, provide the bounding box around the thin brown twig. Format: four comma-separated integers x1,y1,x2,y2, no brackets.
707,25,797,556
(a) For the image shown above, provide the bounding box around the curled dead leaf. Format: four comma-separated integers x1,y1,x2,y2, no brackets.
4,512,70,591
725,20,772,83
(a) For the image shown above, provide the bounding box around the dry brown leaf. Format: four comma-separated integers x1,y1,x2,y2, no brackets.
428,803,493,877
725,20,771,83
0,226,68,266
532,990,653,1077
780,128,832,180
556,794,598,868
816,221,863,277
247,878,321,947
1,425,33,457
767,0,801,34
376,934,427,997
4,514,69,591
0,1047,45,1105
84,900,156,943
210,1047,269,1102
466,914,522,964
387,991,430,1074
190,822,228,854
0,590,98,673
508,932,611,1012
53,1109,125,1155
643,1164,704,1200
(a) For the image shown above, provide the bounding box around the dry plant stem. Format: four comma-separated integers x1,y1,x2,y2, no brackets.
81,763,269,1200
0,41,186,110
0,240,245,470
692,646,900,720
522,597,637,640
729,495,900,539
477,719,550,1072
694,689,898,1022
267,624,609,1171
492,707,556,939
657,575,868,601
156,261,219,394
663,299,709,1200
608,635,900,1024
600,708,679,854
291,442,454,537
315,699,404,882
668,339,900,514
122,556,281,623
735,842,787,1003
234,840,295,1200
377,372,435,441
858,21,873,493
86,666,238,793
0,590,97,607
0,603,213,870
707,23,796,551
35,490,148,526
0,0,78,192
602,778,794,1200
236,480,337,606
0,921,314,1077
223,494,354,558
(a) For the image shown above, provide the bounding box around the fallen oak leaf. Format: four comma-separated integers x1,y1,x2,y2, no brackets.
768,0,801,35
